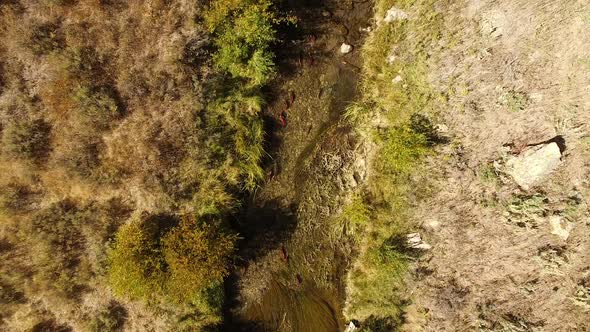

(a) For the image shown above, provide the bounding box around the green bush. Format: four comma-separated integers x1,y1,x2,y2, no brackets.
206,0,290,87
409,113,439,145
23,199,127,300
88,302,127,332
73,86,120,130
27,200,91,299
108,213,236,308
207,92,265,190
30,22,65,55
0,182,38,213
2,119,51,163
108,213,171,303
162,215,237,304
57,134,104,178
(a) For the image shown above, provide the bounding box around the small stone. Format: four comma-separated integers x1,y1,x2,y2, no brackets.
386,54,397,64
384,7,409,23
549,216,574,241
392,75,403,84
322,10,332,17
406,233,432,250
344,321,357,332
423,219,440,232
340,43,353,54
506,142,562,190
436,124,449,134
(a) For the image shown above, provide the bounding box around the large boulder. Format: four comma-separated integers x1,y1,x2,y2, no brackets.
506,142,562,190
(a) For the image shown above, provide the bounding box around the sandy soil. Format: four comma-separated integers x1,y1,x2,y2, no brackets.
404,1,590,331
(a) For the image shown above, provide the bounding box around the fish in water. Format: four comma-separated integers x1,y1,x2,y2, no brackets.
280,245,289,263
279,112,287,127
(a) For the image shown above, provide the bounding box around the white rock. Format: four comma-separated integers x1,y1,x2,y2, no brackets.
423,219,440,232
384,7,409,23
549,216,574,241
406,233,432,250
386,54,397,64
392,75,403,84
340,43,353,54
506,142,562,190
436,124,449,134
344,321,357,332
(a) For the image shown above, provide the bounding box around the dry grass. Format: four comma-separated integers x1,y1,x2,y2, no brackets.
0,0,282,330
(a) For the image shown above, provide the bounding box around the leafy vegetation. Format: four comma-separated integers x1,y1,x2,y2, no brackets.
0,0,285,330
108,213,236,309
342,0,444,327
1,119,52,163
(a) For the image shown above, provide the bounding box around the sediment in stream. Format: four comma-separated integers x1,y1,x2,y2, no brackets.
223,0,373,331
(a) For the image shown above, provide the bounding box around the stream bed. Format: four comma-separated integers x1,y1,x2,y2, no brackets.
224,1,373,331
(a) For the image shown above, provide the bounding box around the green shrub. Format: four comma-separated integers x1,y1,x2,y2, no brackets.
162,215,237,304
212,6,277,85
22,199,127,300
206,0,291,87
108,213,171,303
108,213,236,308
207,92,266,190
409,113,439,145
0,182,38,213
73,86,120,130
30,22,65,55
2,119,51,163
57,134,104,178
28,200,91,299
88,302,127,332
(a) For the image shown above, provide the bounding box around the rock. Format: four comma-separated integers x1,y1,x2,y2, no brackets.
549,216,574,241
392,75,403,84
406,233,432,250
506,142,562,190
344,321,357,332
386,54,397,64
422,219,440,232
384,7,409,23
340,43,353,54
436,124,449,134
321,10,332,17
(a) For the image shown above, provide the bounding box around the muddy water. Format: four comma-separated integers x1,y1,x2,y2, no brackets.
243,280,343,332
224,1,372,331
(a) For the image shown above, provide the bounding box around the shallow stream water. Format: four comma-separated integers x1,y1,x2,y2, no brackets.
224,1,372,331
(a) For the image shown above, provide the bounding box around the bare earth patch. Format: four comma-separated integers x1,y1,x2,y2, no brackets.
404,0,590,331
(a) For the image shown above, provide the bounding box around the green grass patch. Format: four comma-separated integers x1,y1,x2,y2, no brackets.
501,90,529,112
343,0,444,327
505,193,548,229
479,162,500,185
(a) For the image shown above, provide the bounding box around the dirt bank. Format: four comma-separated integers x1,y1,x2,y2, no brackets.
402,1,590,331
